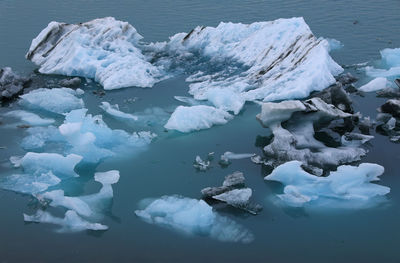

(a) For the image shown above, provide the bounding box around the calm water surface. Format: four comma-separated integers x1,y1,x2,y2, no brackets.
0,1,400,262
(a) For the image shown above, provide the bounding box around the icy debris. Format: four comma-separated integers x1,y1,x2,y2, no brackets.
3,110,55,126
174,96,205,106
26,17,164,90
21,126,63,150
39,170,120,218
13,152,82,179
341,132,374,147
58,77,81,88
164,105,232,132
313,83,353,113
0,172,60,194
377,88,400,98
193,155,211,171
19,88,84,114
135,195,254,243
0,67,30,101
100,102,138,121
24,210,108,232
358,77,388,92
219,152,255,166
201,171,261,214
256,98,370,168
265,161,390,209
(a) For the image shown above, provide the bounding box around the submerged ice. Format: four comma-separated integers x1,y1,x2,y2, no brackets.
265,161,390,209
135,195,254,243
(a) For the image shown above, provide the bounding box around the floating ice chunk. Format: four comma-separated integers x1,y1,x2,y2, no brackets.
358,77,388,92
379,99,400,118
19,88,84,114
219,152,255,165
57,109,154,163
265,161,390,208
40,170,120,217
203,89,245,115
213,188,252,207
341,132,374,147
16,152,82,179
0,171,60,194
24,210,108,232
3,110,55,126
21,126,63,150
164,105,232,132
100,102,138,121
193,156,210,171
26,17,163,90
135,195,254,243
174,96,205,106
365,48,400,79
59,77,81,88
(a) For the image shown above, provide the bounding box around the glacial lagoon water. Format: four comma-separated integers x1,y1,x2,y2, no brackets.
1,0,400,262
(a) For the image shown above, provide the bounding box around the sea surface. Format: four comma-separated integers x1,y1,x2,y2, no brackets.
0,0,400,262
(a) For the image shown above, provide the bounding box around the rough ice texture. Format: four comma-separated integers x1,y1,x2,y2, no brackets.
164,105,232,132
26,17,163,90
219,152,255,165
19,88,84,114
265,161,390,209
24,210,108,232
0,67,30,101
28,17,342,130
100,102,138,121
365,48,400,79
256,98,370,169
135,195,254,243
358,77,388,92
3,110,55,126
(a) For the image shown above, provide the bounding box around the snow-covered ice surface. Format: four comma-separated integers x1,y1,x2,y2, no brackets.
135,195,254,243
265,161,390,209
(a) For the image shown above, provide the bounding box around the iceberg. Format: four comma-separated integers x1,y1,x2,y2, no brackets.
24,210,108,232
164,105,232,132
100,102,138,121
19,88,84,114
3,110,55,126
265,161,390,209
135,195,254,243
28,17,343,131
26,17,164,90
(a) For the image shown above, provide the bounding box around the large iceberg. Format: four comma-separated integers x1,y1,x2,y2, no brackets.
26,17,164,90
135,195,254,243
27,17,343,130
265,161,390,209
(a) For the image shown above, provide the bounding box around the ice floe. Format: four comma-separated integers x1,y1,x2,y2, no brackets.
164,105,232,132
2,110,55,126
135,195,254,243
265,161,390,209
0,172,60,195
365,48,400,79
19,88,84,114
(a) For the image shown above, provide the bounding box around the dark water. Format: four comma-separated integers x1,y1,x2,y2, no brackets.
1,0,400,262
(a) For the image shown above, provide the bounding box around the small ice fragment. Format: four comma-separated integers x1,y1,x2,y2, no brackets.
99,102,138,121
193,156,210,171
3,110,55,126
219,152,255,166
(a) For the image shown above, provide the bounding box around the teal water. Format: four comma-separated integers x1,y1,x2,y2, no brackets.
1,1,400,262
